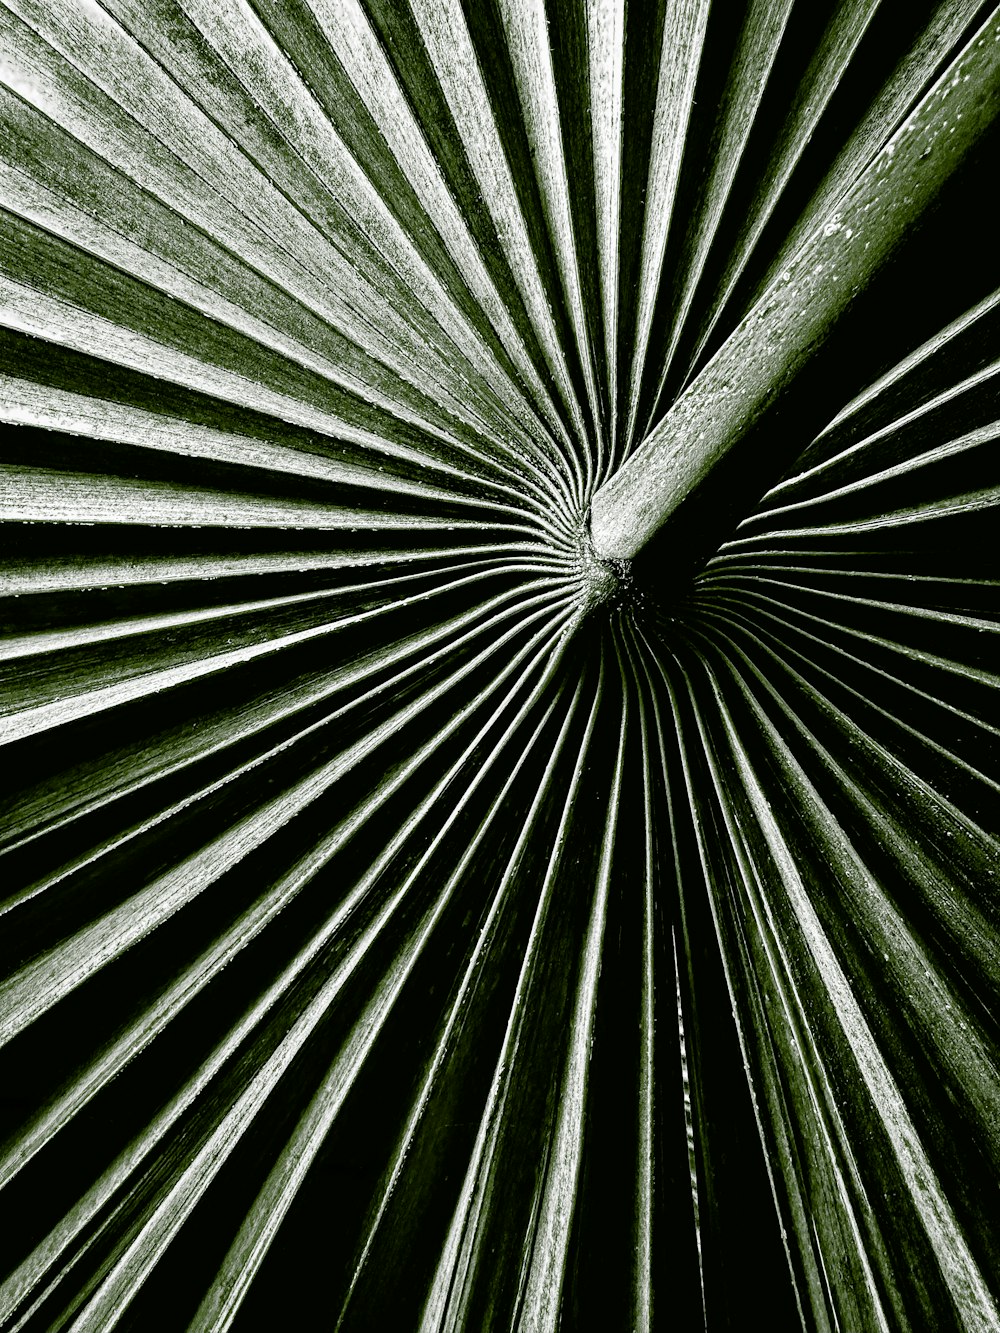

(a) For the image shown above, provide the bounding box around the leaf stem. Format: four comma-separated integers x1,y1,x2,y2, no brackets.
589,5,1000,562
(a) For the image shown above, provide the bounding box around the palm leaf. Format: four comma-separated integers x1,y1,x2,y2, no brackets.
1,1,999,1328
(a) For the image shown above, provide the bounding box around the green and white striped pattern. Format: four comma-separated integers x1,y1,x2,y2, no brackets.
1,2,999,1328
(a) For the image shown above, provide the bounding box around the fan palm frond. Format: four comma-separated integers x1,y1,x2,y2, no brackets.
1,2,999,1329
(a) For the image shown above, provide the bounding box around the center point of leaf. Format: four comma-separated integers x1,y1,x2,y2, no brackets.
577,520,632,612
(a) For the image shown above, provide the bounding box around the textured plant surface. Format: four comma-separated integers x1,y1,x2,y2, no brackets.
1,1,999,1329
